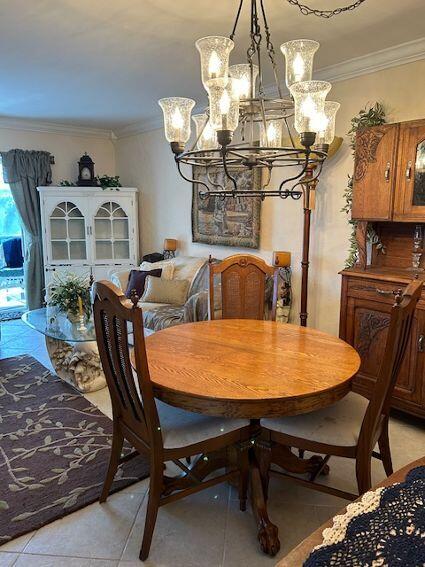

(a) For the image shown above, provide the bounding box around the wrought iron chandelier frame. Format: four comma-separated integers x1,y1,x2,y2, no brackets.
172,0,331,199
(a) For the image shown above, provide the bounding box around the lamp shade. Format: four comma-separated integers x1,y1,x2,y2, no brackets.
280,39,319,88
208,78,240,132
229,63,259,100
290,80,331,134
158,97,195,144
195,36,234,90
314,101,341,146
192,113,218,151
163,238,177,252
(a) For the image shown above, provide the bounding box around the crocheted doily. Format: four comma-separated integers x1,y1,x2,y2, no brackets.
304,465,425,566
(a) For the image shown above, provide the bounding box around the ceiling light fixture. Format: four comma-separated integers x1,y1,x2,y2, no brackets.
159,0,366,199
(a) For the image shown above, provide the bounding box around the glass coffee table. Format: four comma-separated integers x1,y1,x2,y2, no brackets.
22,308,106,393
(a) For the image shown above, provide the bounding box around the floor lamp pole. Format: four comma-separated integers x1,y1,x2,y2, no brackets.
300,165,318,327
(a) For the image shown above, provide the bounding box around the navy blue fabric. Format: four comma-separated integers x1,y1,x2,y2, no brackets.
2,237,23,268
304,466,425,566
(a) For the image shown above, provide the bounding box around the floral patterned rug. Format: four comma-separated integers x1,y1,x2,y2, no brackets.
0,355,150,545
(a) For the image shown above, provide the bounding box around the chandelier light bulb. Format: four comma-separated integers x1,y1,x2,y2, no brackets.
315,100,341,147
290,80,331,137
293,53,305,83
192,113,218,151
171,108,184,130
209,78,240,133
229,64,259,100
208,51,221,78
158,97,195,145
260,119,283,148
280,39,320,88
195,36,234,89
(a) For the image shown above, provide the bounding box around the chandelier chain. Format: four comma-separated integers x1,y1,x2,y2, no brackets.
286,0,367,18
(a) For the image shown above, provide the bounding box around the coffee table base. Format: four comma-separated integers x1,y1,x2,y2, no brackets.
46,337,106,393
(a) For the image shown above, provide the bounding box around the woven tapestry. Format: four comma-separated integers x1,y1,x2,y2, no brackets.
192,167,262,249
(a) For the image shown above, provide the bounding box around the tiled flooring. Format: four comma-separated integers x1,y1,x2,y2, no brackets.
0,319,424,566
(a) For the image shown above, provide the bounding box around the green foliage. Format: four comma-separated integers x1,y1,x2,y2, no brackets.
96,175,122,190
49,273,92,316
342,102,387,268
59,180,76,187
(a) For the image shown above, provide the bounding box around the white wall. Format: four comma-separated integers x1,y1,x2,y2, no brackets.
0,127,115,184
115,59,425,335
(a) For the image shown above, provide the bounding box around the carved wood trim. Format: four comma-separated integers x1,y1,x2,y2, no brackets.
354,128,386,182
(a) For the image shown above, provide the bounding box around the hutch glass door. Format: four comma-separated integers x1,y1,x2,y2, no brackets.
49,201,87,263
93,201,130,262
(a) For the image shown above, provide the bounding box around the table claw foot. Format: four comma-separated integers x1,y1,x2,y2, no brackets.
258,522,280,556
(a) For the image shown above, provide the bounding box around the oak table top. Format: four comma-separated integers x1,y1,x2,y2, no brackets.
140,319,361,419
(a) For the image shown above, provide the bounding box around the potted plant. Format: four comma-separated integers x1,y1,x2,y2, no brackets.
49,273,92,324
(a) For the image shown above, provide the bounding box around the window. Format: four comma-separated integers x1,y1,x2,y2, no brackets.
0,166,21,239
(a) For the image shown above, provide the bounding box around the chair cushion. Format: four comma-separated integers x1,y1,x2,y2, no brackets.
261,392,369,447
156,399,249,449
142,276,190,305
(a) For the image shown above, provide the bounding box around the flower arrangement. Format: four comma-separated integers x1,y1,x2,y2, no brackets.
49,273,92,320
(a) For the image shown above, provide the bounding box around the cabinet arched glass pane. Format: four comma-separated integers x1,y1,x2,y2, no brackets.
94,201,130,261
50,201,87,261
412,140,425,206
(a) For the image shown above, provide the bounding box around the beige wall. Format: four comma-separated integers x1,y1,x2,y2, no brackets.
0,127,115,185
115,59,425,335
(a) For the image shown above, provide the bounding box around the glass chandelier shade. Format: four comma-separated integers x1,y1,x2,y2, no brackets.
158,97,195,144
290,80,331,134
208,78,240,132
192,113,218,151
314,101,341,146
260,119,283,148
195,36,234,89
280,39,320,88
229,64,259,100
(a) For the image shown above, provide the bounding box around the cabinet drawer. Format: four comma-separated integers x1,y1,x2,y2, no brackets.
347,278,406,303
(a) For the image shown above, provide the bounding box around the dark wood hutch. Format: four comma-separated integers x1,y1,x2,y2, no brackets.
339,118,425,418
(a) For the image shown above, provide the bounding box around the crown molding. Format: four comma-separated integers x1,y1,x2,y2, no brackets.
314,36,425,84
0,116,114,139
114,36,425,140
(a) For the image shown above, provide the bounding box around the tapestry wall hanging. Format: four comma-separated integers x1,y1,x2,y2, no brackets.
192,167,262,249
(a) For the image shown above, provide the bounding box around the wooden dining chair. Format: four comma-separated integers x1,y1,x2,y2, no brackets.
209,254,279,320
261,279,423,499
93,281,251,560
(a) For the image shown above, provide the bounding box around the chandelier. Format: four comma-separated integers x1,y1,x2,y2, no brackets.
158,0,366,199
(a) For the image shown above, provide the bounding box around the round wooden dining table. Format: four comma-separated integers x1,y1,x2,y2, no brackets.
141,319,361,555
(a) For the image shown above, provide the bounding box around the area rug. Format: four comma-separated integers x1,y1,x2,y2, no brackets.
0,355,150,545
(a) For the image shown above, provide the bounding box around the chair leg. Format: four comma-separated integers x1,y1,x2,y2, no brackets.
100,426,124,503
378,425,393,477
355,454,372,495
140,465,163,561
238,446,249,512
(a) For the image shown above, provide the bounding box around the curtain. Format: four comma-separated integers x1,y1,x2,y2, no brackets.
1,149,52,309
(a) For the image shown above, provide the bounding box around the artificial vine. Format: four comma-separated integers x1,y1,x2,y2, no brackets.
342,102,387,268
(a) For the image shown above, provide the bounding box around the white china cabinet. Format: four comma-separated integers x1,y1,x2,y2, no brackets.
38,187,139,286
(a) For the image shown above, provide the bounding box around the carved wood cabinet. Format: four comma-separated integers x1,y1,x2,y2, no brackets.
340,117,425,418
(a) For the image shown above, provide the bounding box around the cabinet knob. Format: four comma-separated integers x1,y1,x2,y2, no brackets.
406,161,412,180
418,334,424,353
384,162,391,182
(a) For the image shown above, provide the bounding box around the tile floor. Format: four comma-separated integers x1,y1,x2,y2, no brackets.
0,319,424,566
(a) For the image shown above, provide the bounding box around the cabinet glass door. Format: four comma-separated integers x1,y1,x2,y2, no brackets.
49,201,87,262
412,140,425,206
94,201,130,261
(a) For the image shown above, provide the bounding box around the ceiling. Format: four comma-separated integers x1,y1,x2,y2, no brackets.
1,0,424,132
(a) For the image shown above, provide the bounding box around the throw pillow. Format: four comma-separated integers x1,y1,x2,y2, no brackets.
142,276,190,305
140,259,174,280
125,268,162,299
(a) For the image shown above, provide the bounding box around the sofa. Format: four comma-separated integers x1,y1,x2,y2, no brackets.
111,256,212,332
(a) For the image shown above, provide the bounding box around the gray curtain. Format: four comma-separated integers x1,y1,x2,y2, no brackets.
1,149,52,309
